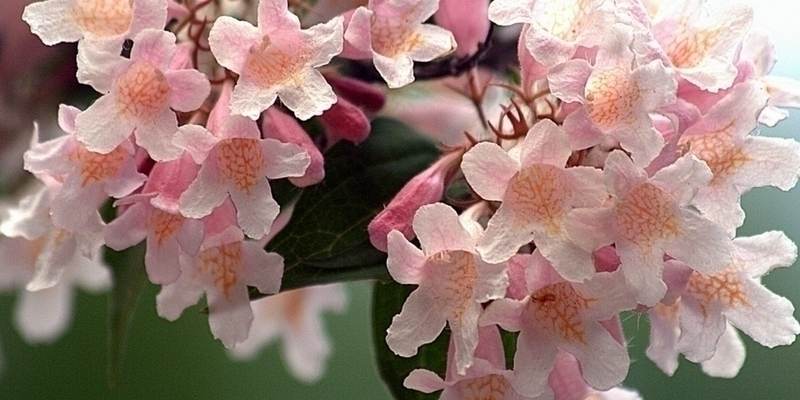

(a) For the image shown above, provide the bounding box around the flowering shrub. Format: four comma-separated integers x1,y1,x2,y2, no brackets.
2,0,800,398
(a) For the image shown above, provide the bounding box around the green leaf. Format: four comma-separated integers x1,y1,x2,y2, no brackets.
258,118,440,296
372,280,448,400
106,242,148,389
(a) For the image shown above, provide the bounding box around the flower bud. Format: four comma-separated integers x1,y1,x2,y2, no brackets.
435,0,490,57
325,74,386,112
368,150,461,252
319,97,371,144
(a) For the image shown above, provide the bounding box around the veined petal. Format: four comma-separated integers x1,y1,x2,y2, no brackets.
386,288,447,357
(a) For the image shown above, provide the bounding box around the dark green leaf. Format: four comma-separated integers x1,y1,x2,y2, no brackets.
106,242,148,389
258,118,439,296
372,280,449,400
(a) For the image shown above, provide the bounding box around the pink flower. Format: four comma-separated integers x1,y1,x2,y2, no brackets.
344,0,456,88
680,81,800,233
385,203,508,375
208,0,343,120
651,0,753,91
228,284,347,382
23,0,167,47
566,151,732,306
461,120,606,282
74,28,210,161
480,252,635,398
174,115,309,239
156,201,284,348
24,105,146,233
548,23,676,167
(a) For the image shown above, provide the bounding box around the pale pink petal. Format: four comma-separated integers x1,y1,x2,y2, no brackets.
22,0,83,45
700,323,745,378
206,281,253,348
374,52,416,89
663,209,732,275
548,59,593,104
561,106,606,150
76,40,129,92
478,205,532,264
646,304,681,376
229,79,279,120
342,7,373,55
130,28,176,70
23,135,76,179
677,294,726,362
487,0,535,25
15,281,72,343
104,202,148,250
207,16,262,73
261,139,311,179
616,240,668,306
518,120,572,167
386,230,427,285
144,230,182,284
461,142,518,201
50,172,106,231
413,203,474,255
262,108,324,187
172,124,219,164
241,243,283,295
479,298,524,332
75,96,136,154
736,136,800,191
229,181,279,239
276,72,337,122
133,107,181,161
386,288,447,357
564,322,629,390
179,161,229,219
512,329,557,398
725,281,799,348
404,369,447,393
257,0,301,31
407,24,456,62
128,0,168,37
165,69,211,112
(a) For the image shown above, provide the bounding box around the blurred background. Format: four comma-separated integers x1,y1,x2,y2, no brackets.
2,0,800,398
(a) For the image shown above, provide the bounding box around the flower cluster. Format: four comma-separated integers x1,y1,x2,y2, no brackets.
0,0,799,397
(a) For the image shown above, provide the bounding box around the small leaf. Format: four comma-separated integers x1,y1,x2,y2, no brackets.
106,242,148,389
257,118,439,296
372,280,448,400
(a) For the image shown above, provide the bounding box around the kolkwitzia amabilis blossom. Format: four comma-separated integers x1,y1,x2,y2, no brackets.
228,284,348,383
24,105,146,235
73,28,210,161
487,0,609,68
343,0,457,88
462,120,606,282
156,201,284,348
651,0,753,92
22,0,167,47
566,151,733,306
480,251,636,398
174,114,310,240
208,0,343,120
548,23,676,166
680,81,800,233
0,182,111,343
385,203,508,375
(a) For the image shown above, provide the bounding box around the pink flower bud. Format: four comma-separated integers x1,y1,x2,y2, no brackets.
435,0,490,58
368,150,461,252
319,97,371,144
325,74,386,112
262,108,325,187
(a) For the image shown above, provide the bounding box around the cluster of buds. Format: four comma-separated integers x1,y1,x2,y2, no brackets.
0,0,799,397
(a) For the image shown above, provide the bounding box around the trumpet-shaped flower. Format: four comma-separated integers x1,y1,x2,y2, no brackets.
344,0,456,88
488,0,609,67
566,151,732,306
156,201,284,348
651,0,752,91
23,0,167,47
680,82,800,233
24,105,146,233
73,28,210,161
480,252,635,398
549,23,676,166
461,120,606,282
385,203,508,375
228,284,348,383
208,0,343,120
175,115,309,239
